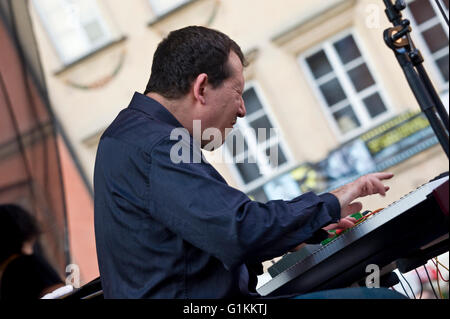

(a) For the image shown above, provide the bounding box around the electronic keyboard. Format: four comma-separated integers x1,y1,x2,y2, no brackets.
257,175,449,297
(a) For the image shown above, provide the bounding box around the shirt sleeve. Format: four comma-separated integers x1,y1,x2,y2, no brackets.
148,137,341,270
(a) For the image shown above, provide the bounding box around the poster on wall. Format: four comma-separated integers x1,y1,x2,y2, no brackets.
258,111,438,201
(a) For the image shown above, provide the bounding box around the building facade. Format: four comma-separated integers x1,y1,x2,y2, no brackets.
28,0,449,284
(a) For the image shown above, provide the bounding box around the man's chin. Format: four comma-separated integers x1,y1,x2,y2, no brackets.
201,139,225,151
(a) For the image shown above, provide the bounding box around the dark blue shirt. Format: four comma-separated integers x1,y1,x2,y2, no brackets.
94,92,341,298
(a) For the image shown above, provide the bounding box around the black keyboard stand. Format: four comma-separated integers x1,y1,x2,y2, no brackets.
396,238,449,273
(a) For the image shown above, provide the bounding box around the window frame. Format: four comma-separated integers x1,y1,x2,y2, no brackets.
223,81,295,192
32,0,114,66
299,29,394,143
404,0,449,93
147,0,192,17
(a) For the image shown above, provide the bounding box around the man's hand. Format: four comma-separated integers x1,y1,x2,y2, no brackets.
290,173,393,252
330,172,394,218
290,216,358,252
323,216,357,231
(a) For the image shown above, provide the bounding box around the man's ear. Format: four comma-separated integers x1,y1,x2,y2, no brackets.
192,73,208,104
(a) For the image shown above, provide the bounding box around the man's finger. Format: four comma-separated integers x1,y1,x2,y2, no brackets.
370,176,387,196
366,179,375,196
337,218,356,229
342,201,362,217
372,172,394,180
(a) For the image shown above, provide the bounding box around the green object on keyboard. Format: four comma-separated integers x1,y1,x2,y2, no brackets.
320,212,364,245
350,212,363,220
320,235,336,246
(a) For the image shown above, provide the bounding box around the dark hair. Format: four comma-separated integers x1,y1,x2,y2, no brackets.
0,204,40,262
144,26,247,99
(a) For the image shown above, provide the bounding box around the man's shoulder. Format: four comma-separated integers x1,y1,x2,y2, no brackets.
100,108,176,152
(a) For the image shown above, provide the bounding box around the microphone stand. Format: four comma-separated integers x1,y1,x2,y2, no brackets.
382,0,449,159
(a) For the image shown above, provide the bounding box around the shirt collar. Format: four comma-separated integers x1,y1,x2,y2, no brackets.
128,92,182,128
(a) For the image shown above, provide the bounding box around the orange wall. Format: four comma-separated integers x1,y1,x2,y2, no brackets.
58,137,98,285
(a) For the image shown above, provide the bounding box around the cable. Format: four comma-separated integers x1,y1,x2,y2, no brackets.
415,268,423,299
423,265,439,299
436,260,444,299
371,208,384,214
431,259,449,282
435,258,449,271
353,208,384,226
399,271,416,299
398,279,410,298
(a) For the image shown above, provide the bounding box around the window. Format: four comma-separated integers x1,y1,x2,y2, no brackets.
148,0,191,17
224,84,291,187
406,0,449,89
32,0,113,65
300,31,391,140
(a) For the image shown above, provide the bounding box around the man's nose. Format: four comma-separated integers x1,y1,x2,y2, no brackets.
237,98,246,118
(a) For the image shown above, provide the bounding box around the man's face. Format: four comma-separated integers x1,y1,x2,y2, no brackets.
201,51,246,148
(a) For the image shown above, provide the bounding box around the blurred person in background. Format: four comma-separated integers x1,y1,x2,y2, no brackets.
0,204,64,299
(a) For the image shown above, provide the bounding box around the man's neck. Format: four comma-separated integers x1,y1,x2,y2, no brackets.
146,92,195,135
